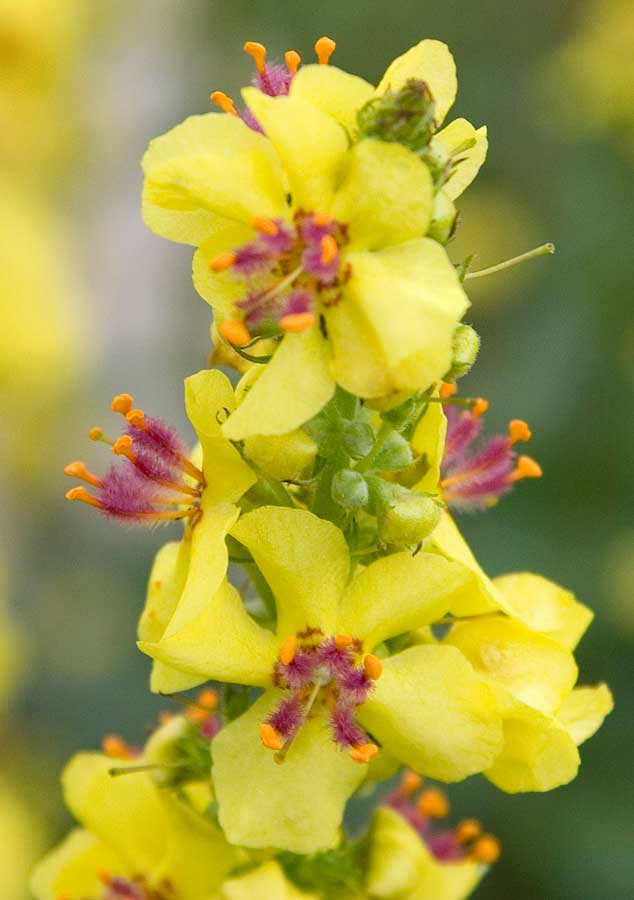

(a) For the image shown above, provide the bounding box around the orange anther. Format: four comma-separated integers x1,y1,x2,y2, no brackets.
313,212,332,227
349,742,378,763
159,711,174,726
259,723,283,751
508,418,532,445
472,834,501,864
197,688,218,710
102,733,131,759
320,233,338,265
279,635,298,666
63,461,102,487
244,41,267,73
471,397,488,418
126,408,145,428
89,426,104,441
65,487,103,509
111,393,133,414
417,787,449,818
285,50,301,73
400,770,422,795
280,312,315,333
252,215,278,236
512,455,542,481
209,251,237,272
98,870,112,886
456,818,482,843
363,653,383,680
439,382,457,399
210,91,237,115
112,435,135,460
335,634,354,650
219,319,250,346
315,36,336,65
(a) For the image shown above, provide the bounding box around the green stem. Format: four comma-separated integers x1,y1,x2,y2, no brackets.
465,242,555,280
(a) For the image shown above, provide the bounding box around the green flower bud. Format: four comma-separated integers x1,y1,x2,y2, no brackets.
378,491,441,545
447,323,480,380
427,191,457,244
342,420,376,459
380,394,423,432
331,469,369,509
144,716,211,788
357,79,436,155
372,431,414,471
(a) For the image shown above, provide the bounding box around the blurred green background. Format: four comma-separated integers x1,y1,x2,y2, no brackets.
2,0,632,897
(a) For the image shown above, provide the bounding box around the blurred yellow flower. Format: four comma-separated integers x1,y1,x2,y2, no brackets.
0,777,44,900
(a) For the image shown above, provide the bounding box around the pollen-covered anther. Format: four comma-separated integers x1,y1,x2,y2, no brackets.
280,312,315,333
335,633,354,650
252,215,279,236
65,486,103,509
348,742,378,763
98,869,112,886
315,36,336,65
285,49,301,73
456,818,482,844
244,40,267,73
440,381,458,399
187,688,219,723
126,408,146,428
89,426,107,442
210,91,238,115
102,733,133,760
471,834,501,864
511,455,542,481
508,418,531,444
400,769,423,795
210,251,237,272
471,397,489,418
313,212,333,227
279,635,298,666
320,233,338,265
259,723,284,751
63,461,101,487
112,434,136,462
417,787,450,818
363,653,383,680
111,393,134,415
219,319,251,346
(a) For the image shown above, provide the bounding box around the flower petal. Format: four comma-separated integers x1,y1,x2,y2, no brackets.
290,64,374,136
492,572,593,651
430,512,502,615
212,691,364,853
191,220,255,320
221,329,335,439
231,506,350,637
327,239,469,397
359,645,503,781
485,700,580,793
433,119,488,200
557,684,614,745
376,40,457,125
142,183,229,245
331,138,433,249
242,87,348,211
62,754,167,874
337,551,473,648
444,618,578,715
219,861,318,900
30,830,123,900
367,808,484,900
142,112,286,225
139,580,278,688
411,395,447,493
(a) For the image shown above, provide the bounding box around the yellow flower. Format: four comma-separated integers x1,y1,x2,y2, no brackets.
141,39,483,438
30,746,244,900
215,861,318,900
0,777,44,900
140,505,503,853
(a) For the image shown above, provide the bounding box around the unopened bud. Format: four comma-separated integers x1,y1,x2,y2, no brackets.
342,421,376,459
357,78,437,155
372,431,414,472
428,191,457,244
331,469,370,510
446,324,480,380
378,491,441,545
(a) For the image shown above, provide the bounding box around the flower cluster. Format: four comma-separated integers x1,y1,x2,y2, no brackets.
37,33,613,900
